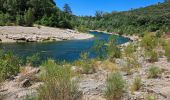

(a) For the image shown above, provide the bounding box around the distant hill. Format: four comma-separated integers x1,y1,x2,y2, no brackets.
74,2,170,35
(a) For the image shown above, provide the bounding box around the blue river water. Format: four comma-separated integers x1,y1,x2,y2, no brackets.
0,31,129,62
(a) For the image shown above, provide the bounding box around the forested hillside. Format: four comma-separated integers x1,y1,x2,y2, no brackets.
0,0,73,28
0,0,170,35
73,2,170,35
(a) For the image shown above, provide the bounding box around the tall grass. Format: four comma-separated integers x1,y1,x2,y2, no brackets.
0,50,20,81
38,59,81,100
105,72,126,100
148,66,162,78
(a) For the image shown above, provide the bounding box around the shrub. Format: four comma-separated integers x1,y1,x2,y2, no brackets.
16,14,24,26
74,53,96,74
107,36,121,61
105,72,126,100
93,40,107,60
26,53,40,67
141,33,158,51
164,46,170,61
24,8,34,26
0,51,20,81
38,59,81,100
123,43,135,57
148,51,158,63
148,66,161,78
131,77,142,91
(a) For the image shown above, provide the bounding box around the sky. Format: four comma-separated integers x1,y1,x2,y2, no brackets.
55,0,164,16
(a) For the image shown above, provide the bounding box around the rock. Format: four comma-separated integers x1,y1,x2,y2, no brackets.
16,67,40,82
20,79,31,88
71,66,83,74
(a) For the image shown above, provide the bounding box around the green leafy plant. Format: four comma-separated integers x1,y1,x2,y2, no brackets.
105,72,126,100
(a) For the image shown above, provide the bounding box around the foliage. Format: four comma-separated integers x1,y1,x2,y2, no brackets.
164,46,170,61
74,52,96,74
141,33,158,51
24,8,34,26
105,72,126,100
93,40,107,60
26,53,40,67
107,35,121,61
148,51,158,63
124,43,136,57
73,2,170,35
0,50,20,81
0,0,73,29
63,3,72,14
148,66,162,78
38,59,81,100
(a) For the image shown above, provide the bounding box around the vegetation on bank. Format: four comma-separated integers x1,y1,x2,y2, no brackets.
0,0,73,28
0,0,170,34
73,2,170,35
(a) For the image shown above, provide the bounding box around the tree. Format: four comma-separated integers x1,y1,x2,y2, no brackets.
24,8,34,26
63,3,72,14
95,11,104,20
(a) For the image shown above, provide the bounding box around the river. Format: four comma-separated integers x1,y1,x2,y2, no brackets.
0,31,129,62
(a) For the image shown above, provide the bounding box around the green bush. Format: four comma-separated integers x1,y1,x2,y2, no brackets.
38,59,81,100
105,72,126,100
148,66,161,78
107,35,121,61
0,51,20,81
16,14,24,26
24,8,34,26
131,77,142,91
141,33,158,51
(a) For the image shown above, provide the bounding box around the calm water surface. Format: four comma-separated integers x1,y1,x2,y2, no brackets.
0,31,129,62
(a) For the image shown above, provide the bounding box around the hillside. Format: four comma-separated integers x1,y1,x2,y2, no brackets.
74,2,170,35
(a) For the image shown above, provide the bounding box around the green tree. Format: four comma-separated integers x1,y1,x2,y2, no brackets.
63,3,72,14
24,8,34,26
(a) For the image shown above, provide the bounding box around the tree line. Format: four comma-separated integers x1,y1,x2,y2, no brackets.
0,0,73,28
73,2,170,35
0,0,170,35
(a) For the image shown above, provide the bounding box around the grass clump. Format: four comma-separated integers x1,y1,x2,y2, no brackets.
38,59,81,100
26,53,40,67
164,46,170,61
131,76,142,91
0,50,20,81
74,52,96,74
148,66,162,78
105,72,126,100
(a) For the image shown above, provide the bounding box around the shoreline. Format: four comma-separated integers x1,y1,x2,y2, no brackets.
0,26,94,43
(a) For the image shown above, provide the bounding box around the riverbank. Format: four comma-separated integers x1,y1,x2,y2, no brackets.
0,26,94,43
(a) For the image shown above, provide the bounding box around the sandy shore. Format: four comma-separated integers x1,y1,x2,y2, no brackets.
0,26,94,43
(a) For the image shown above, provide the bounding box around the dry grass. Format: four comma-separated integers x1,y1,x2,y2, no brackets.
101,60,119,72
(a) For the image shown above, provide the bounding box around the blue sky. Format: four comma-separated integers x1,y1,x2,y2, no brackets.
55,0,164,16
